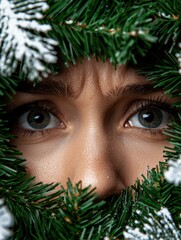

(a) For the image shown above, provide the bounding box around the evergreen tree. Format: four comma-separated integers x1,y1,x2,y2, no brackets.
0,0,181,239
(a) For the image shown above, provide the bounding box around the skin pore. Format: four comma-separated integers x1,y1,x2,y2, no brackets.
8,57,177,198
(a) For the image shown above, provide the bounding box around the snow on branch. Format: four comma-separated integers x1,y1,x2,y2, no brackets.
176,43,181,74
0,0,58,81
0,199,14,240
164,156,181,186
124,207,181,240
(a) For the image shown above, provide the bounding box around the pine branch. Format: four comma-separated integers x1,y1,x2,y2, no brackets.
45,0,158,66
165,157,181,186
126,162,181,239
0,0,58,81
0,0,181,239
124,207,181,240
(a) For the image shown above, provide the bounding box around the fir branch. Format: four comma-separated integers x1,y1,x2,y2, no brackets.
176,42,181,74
164,117,181,160
164,157,181,186
0,1,181,239
45,0,157,66
0,199,13,240
129,163,181,234
0,0,58,81
124,207,181,240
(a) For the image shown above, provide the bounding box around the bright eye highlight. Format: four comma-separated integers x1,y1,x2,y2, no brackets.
128,106,172,129
19,107,60,131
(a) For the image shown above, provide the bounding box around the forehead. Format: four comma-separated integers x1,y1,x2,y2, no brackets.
51,57,147,97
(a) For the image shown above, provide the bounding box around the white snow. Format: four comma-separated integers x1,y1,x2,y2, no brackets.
164,158,181,186
124,207,181,240
0,0,58,81
0,199,13,240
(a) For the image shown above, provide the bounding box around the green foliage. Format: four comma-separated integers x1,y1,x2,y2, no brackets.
45,0,158,66
44,0,181,68
0,0,181,239
132,163,181,224
3,178,133,239
126,162,181,239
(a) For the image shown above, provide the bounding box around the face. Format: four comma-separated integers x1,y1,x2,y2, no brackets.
8,57,176,198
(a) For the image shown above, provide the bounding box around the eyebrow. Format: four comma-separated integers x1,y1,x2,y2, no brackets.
17,79,162,99
17,79,76,98
105,83,163,101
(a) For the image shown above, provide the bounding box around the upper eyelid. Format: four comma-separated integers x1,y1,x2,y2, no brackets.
134,99,175,112
7,100,61,121
125,99,178,121
8,100,58,112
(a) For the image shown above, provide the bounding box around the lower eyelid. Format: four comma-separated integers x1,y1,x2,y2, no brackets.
123,126,168,141
141,128,167,138
13,128,54,140
11,123,67,141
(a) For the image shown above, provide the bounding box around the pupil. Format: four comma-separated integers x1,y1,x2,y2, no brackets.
138,107,162,128
28,109,50,129
33,114,45,124
142,112,155,123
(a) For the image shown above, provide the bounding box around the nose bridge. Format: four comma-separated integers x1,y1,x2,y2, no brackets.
83,117,107,160
72,114,124,197
77,107,109,164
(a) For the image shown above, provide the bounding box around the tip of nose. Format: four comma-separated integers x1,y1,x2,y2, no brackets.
75,175,125,199
95,182,124,199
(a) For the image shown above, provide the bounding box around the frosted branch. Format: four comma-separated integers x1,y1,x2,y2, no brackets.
124,207,181,240
0,199,13,240
176,43,181,74
0,0,58,81
164,156,181,186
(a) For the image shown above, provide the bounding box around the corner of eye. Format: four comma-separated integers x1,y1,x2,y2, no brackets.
124,121,132,128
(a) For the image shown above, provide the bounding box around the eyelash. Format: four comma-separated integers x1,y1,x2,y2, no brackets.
126,96,178,134
8,97,178,139
8,101,64,138
131,97,173,116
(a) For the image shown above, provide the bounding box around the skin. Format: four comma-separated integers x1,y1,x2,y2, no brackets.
9,57,175,198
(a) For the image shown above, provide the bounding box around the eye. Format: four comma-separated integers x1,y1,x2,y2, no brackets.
127,106,172,129
18,107,61,131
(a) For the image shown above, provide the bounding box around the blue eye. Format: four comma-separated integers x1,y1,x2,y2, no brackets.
128,106,172,129
18,107,60,131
